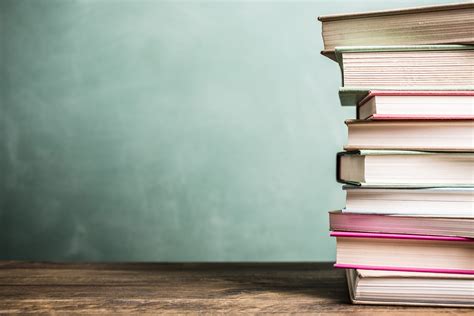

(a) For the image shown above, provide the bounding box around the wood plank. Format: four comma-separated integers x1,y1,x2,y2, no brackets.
0,262,472,314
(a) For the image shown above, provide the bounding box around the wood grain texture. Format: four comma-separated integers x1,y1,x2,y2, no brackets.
0,262,472,314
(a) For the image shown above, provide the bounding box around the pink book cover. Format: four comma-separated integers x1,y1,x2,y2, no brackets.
357,90,474,120
331,231,474,275
330,231,474,242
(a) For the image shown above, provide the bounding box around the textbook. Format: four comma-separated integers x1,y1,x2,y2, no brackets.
343,187,474,217
356,90,474,120
337,151,474,186
331,232,474,274
345,120,474,152
347,269,474,307
335,46,474,90
318,2,474,60
329,211,474,238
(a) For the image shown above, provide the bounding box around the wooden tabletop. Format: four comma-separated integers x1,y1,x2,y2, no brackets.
0,262,472,314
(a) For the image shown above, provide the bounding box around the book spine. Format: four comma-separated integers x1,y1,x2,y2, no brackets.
336,151,361,186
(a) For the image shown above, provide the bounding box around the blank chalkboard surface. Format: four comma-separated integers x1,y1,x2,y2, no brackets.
0,0,446,261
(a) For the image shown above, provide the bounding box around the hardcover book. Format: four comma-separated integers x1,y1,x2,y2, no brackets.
356,90,474,120
331,231,474,274
343,187,474,217
345,119,474,152
339,87,474,106
337,150,474,186
329,211,474,238
335,45,474,90
318,3,474,60
347,269,474,307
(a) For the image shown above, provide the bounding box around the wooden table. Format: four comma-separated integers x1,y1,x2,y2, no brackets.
0,262,471,314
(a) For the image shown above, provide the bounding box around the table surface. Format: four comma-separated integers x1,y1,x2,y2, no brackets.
0,262,472,314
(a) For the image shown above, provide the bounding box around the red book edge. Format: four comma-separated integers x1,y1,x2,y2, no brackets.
330,231,474,242
334,264,474,275
358,90,474,107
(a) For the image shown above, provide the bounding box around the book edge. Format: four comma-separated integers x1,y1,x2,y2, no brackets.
330,231,474,242
318,2,473,22
334,263,474,275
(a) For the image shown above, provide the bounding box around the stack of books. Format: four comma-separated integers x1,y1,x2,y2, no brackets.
319,2,474,307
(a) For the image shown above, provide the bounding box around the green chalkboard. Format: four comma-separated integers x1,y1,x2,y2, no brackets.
0,0,446,261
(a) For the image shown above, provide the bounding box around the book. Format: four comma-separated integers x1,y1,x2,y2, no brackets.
346,269,474,307
339,87,474,106
357,90,474,120
329,211,474,238
335,45,474,90
345,120,474,151
331,231,474,274
343,187,474,217
337,151,474,186
318,2,474,60
320,2,474,308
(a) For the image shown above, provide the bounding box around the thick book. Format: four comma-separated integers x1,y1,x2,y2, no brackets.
329,211,474,238
318,2,474,60
331,231,474,274
356,90,474,120
337,151,474,187
334,45,474,92
347,269,474,307
343,187,474,217
345,119,474,151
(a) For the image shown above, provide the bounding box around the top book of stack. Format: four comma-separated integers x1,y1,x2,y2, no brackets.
318,2,474,60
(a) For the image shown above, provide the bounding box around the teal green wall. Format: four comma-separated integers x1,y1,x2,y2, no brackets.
1,0,447,261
